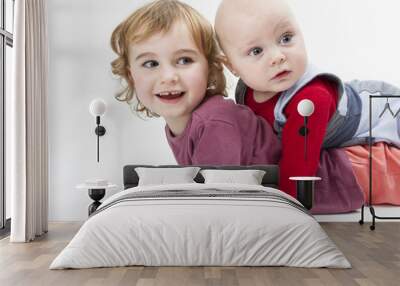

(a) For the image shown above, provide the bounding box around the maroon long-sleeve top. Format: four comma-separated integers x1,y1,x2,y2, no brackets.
166,95,281,167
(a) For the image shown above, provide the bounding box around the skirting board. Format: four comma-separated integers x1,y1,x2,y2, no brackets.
315,206,400,222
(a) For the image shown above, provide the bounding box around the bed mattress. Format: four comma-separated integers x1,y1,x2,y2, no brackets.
50,183,350,269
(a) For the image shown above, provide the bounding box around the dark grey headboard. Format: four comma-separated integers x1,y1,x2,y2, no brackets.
123,165,279,189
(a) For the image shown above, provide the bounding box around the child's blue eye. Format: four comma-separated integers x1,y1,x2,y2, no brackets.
177,57,193,65
142,60,159,68
248,47,263,56
279,33,293,45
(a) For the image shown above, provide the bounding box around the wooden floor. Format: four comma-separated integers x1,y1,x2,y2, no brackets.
0,222,399,286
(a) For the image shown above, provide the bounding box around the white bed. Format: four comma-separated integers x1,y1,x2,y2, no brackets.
50,182,350,269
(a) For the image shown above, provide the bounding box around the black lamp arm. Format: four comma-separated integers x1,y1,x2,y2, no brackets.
94,116,106,162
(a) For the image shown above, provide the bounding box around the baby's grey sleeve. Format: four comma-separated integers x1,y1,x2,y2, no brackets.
235,78,247,104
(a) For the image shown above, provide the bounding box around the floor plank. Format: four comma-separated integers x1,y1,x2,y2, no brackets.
0,222,399,286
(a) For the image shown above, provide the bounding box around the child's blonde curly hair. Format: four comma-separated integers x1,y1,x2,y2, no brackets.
111,0,227,117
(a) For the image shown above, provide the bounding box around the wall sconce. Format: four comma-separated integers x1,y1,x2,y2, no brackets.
89,99,107,162
297,99,314,161
291,99,319,211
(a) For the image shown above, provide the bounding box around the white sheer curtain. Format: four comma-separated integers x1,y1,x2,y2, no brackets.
8,0,48,242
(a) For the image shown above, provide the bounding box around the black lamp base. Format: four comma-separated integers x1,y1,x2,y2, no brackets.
88,189,105,216
296,180,315,210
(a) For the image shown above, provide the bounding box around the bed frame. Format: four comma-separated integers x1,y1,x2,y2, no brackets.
123,165,279,189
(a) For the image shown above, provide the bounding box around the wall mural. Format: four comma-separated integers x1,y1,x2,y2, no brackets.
111,0,400,215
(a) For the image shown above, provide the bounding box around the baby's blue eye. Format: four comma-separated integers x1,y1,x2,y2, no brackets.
142,60,159,68
279,33,293,45
248,47,263,56
177,57,193,65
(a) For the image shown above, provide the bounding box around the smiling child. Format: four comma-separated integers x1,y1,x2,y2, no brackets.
110,0,281,166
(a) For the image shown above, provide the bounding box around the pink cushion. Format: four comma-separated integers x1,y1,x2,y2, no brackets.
344,142,400,205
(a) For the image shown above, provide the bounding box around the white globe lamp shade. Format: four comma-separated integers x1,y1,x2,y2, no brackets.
297,99,314,117
89,99,107,117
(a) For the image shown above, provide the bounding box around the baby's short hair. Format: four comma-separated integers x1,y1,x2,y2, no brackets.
111,0,226,117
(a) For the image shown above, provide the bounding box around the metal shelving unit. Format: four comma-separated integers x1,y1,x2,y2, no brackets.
359,94,400,230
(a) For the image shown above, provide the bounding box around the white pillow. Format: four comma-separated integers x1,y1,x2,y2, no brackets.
135,167,200,186
200,169,266,185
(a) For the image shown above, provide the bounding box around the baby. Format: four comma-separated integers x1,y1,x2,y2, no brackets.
110,0,280,166
215,0,400,197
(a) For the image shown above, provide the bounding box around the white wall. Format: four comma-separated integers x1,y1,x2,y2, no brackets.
48,0,400,221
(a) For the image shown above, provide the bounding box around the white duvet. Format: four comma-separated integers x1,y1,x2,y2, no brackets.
50,183,350,269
